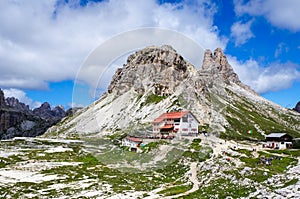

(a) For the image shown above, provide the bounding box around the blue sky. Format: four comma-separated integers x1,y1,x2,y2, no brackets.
0,0,300,109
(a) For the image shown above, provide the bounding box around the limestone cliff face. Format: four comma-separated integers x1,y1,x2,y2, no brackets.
6,97,31,113
108,46,255,99
201,48,255,93
202,48,240,83
108,45,192,96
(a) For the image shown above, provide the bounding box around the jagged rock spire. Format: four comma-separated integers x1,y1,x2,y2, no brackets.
202,48,241,84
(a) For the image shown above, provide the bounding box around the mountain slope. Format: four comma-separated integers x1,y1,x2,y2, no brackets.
46,45,300,139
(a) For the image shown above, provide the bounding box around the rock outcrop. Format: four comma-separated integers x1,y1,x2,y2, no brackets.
202,48,240,83
52,105,66,119
294,101,300,113
65,107,83,117
6,97,31,113
33,102,65,122
108,45,191,96
33,102,52,117
0,89,66,139
201,48,255,93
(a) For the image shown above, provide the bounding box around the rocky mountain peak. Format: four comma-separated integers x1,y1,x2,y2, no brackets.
214,48,228,66
33,102,50,117
41,102,51,109
6,97,30,112
126,45,185,69
108,45,191,96
200,48,258,96
294,101,300,113
52,105,66,118
33,102,58,120
202,48,240,83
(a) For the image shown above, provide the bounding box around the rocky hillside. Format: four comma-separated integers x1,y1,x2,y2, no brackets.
0,89,66,139
47,45,300,139
1,135,300,198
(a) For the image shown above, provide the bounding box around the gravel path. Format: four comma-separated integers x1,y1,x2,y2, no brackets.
163,162,199,199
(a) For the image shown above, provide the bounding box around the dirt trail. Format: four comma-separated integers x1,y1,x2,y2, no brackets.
188,162,200,192
144,162,200,199
145,135,266,198
165,162,200,199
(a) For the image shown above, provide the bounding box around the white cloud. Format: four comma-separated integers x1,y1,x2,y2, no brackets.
228,56,300,93
0,0,226,91
230,20,254,46
234,0,300,31
3,88,41,109
274,42,289,58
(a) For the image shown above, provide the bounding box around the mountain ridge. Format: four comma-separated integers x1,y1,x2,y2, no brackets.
46,45,300,139
0,89,67,139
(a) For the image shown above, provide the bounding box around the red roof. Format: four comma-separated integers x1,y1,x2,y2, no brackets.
126,137,142,143
153,111,190,123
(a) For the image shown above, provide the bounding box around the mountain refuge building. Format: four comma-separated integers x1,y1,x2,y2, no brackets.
121,137,143,152
152,110,199,138
265,133,293,149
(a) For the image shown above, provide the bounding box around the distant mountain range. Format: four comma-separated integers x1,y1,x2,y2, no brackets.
46,45,300,140
0,89,68,139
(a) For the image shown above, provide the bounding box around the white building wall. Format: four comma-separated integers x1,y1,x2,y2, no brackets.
178,113,198,135
266,141,292,149
189,116,199,133
279,142,292,149
122,139,138,148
